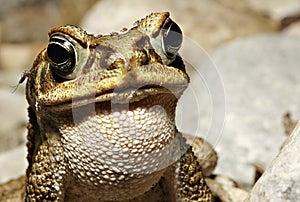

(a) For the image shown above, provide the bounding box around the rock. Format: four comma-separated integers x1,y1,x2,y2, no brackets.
1,1,62,43
0,0,27,18
0,0,96,43
196,34,300,186
0,43,45,71
0,87,27,184
0,88,27,153
81,0,274,50
248,122,300,201
0,146,27,183
57,0,98,25
0,71,25,93
0,175,26,201
244,0,300,21
283,21,300,37
206,177,249,202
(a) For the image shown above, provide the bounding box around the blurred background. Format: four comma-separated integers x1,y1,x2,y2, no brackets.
0,0,300,192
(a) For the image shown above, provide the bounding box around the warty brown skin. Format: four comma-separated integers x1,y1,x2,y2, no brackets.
1,12,214,201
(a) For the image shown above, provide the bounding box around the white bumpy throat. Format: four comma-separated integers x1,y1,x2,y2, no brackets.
51,94,182,200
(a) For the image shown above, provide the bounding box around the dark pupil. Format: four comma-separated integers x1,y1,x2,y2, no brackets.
47,36,76,78
163,21,183,58
47,43,70,65
164,23,182,48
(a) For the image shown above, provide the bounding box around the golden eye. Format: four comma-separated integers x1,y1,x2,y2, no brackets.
161,19,183,59
47,35,76,78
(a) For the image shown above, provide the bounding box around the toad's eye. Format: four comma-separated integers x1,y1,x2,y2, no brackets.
162,19,183,59
47,35,76,79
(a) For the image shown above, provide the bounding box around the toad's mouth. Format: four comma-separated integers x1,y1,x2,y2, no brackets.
50,85,186,111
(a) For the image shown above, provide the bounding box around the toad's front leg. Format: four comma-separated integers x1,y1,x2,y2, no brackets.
164,147,213,202
25,138,68,201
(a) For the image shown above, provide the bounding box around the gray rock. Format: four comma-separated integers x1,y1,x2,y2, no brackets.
81,0,273,50
0,145,27,183
0,88,27,153
0,82,27,183
219,0,300,21
245,0,300,20
248,122,300,201
0,43,44,71
206,177,249,202
1,1,61,43
0,0,97,43
284,22,300,37
195,34,300,186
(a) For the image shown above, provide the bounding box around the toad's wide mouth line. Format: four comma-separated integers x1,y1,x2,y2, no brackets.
44,85,185,110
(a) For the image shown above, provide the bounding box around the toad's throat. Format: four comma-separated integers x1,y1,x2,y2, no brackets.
59,93,183,200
